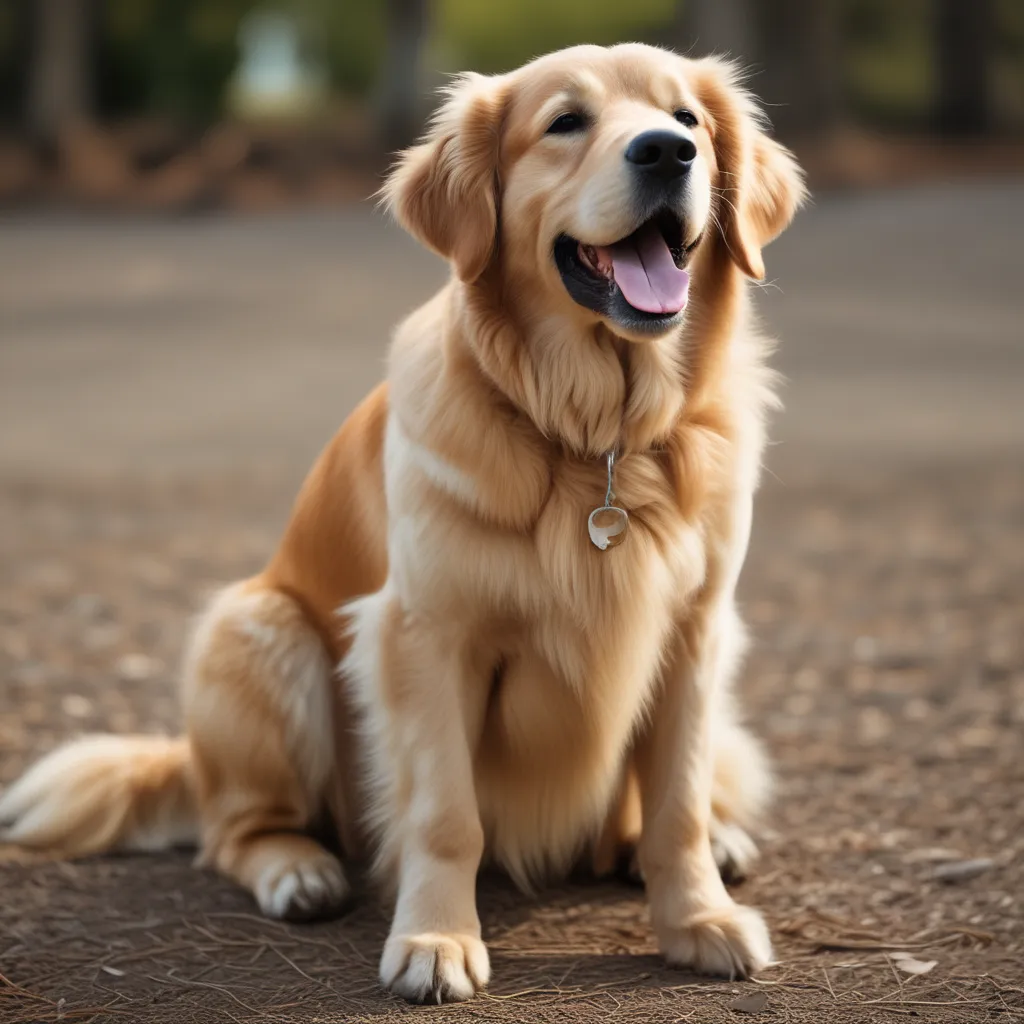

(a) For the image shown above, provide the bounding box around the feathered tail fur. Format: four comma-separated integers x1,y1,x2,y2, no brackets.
0,735,196,860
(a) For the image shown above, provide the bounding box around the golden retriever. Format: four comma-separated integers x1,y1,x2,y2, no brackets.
0,43,805,1002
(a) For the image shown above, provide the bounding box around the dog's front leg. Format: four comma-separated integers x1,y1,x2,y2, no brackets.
635,610,772,978
350,597,488,1004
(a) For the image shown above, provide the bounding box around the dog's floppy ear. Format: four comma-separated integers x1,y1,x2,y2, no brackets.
382,73,508,283
693,59,807,280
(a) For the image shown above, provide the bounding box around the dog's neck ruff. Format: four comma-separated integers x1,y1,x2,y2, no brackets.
588,449,629,551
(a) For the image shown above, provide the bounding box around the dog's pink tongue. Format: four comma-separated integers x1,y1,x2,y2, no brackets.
601,222,690,315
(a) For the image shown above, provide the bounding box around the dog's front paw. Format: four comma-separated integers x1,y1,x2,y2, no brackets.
380,932,490,1003
658,903,772,979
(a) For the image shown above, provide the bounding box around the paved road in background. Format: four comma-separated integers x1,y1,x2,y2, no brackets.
1,181,1021,487
2,183,1022,1023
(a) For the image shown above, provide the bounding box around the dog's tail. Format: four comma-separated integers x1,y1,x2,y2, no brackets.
0,735,197,861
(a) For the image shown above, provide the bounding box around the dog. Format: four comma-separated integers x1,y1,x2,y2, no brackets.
0,43,805,1002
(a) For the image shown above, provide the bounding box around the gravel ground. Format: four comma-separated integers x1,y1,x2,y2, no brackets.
1,184,1022,1023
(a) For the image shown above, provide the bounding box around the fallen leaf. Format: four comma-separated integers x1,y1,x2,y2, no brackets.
116,652,161,681
932,858,995,883
889,952,937,975
61,694,94,719
902,847,961,864
730,991,768,1013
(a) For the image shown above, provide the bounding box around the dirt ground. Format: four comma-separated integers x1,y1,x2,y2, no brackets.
1,182,1022,1023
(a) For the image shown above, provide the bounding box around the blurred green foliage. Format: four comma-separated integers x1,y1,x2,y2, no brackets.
98,0,253,119
438,0,674,73
91,0,679,119
0,0,1021,130
298,1,386,97
845,0,1024,127
846,0,936,126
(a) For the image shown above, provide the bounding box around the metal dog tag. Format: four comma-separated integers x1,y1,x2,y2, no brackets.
588,450,628,550
588,505,629,550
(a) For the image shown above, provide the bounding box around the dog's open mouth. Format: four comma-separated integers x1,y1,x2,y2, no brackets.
554,209,694,325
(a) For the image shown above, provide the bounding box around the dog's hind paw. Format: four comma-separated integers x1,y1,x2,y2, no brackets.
711,819,759,885
254,852,350,921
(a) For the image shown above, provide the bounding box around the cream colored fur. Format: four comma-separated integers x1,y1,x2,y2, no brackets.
0,43,805,1004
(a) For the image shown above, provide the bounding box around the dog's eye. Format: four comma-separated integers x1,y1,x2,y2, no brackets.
546,112,586,135
674,109,698,128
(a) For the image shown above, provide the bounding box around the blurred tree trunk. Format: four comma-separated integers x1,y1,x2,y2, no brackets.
27,0,96,146
375,0,430,157
934,0,993,134
755,0,843,138
674,0,843,139
675,0,755,63
0,0,32,127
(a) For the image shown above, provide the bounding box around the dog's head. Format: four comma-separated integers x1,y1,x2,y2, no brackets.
384,44,805,344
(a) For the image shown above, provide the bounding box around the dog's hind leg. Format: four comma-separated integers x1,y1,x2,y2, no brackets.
709,705,771,884
183,582,350,920
591,723,769,888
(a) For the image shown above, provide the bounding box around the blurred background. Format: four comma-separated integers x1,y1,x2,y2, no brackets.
0,0,1023,206
0,5,1022,1023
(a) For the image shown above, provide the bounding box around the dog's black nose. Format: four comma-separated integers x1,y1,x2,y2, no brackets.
625,130,697,181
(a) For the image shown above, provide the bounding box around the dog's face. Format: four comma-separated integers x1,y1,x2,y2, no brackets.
386,44,805,343
500,47,716,339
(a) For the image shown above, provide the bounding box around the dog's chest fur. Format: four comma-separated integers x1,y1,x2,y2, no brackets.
385,410,721,883
373,298,763,883
486,451,711,881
